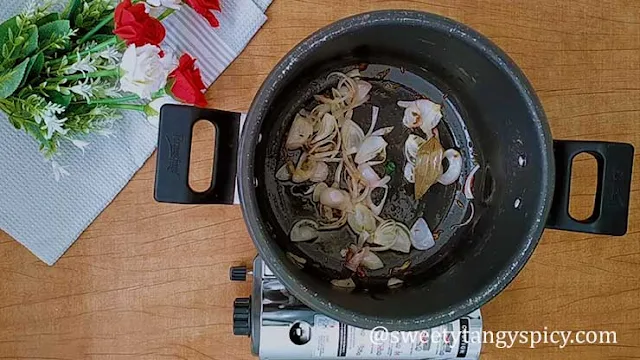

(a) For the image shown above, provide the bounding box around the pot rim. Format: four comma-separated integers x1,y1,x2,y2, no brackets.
238,10,554,330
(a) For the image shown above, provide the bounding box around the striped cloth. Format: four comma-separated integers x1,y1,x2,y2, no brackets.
0,0,272,265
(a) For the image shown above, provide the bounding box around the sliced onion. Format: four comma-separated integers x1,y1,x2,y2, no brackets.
286,252,307,268
320,188,352,211
464,164,480,200
404,162,415,183
346,246,367,271
370,220,397,251
358,163,381,188
348,203,377,235
354,136,387,164
311,103,331,120
290,219,319,242
313,182,329,202
331,278,356,288
366,106,379,137
354,80,372,107
357,232,370,248
387,277,404,288
410,218,435,250
404,134,426,165
367,185,389,216
398,100,423,129
414,137,444,199
286,114,313,150
452,202,475,230
345,69,361,78
397,99,442,138
276,163,291,181
362,250,384,270
310,162,329,182
318,210,347,230
292,154,318,183
371,126,394,136
341,119,365,155
333,160,343,188
390,223,411,253
438,149,462,185
311,113,337,144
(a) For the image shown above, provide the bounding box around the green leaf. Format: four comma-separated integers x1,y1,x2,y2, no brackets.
0,58,29,99
36,13,61,27
62,0,82,26
74,14,84,27
0,16,19,49
90,34,114,43
20,53,44,87
20,26,38,58
47,91,72,107
28,53,44,81
38,19,70,47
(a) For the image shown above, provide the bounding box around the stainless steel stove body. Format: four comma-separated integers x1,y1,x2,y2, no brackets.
231,258,483,360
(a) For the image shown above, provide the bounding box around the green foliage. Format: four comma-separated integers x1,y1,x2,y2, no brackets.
75,0,115,31
26,53,44,84
48,91,73,107
0,1,149,158
36,13,60,27
38,20,72,53
0,58,30,99
22,26,39,57
0,16,39,70
62,0,83,23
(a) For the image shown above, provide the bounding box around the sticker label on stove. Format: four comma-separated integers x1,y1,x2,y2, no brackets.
312,312,482,359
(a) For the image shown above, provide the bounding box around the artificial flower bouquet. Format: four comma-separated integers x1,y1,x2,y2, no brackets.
0,0,222,178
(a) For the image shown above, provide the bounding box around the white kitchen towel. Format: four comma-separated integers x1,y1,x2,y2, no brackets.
0,0,271,265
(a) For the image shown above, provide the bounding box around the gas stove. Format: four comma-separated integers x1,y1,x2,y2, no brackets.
230,257,483,360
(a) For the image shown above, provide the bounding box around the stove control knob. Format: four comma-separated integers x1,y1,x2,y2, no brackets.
229,266,248,281
233,297,251,336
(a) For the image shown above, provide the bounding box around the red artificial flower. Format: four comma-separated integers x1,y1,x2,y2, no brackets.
114,0,166,46
168,54,208,107
184,0,222,27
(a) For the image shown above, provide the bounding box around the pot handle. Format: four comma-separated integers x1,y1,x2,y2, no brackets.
545,140,634,236
154,104,241,205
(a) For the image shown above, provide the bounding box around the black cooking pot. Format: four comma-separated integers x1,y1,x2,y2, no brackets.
153,11,634,331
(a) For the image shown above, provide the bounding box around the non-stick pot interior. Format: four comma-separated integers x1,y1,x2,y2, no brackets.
246,12,552,329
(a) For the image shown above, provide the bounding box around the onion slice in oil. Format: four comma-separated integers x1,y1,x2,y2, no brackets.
438,149,462,185
290,219,319,242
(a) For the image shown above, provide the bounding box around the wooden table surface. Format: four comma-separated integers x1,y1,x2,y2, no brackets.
1,1,639,359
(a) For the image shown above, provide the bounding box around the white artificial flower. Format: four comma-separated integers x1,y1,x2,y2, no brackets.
95,45,122,65
69,138,90,154
34,102,65,124
64,53,97,74
69,79,93,102
104,86,122,98
146,0,183,10
43,115,68,139
33,102,68,139
119,44,177,100
51,160,70,182
145,95,179,127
